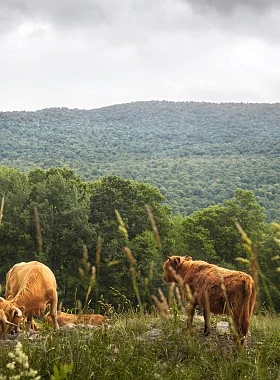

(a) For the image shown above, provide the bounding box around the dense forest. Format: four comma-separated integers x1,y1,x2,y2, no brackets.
1,101,279,220
0,167,279,313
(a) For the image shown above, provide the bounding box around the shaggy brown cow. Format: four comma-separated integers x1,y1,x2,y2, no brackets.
0,261,59,333
45,311,107,327
163,256,256,343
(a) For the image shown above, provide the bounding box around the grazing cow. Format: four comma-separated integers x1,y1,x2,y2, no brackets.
0,261,59,333
163,256,256,343
45,311,107,327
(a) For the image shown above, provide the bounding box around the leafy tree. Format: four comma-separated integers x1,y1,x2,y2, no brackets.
251,223,280,311
28,169,96,307
180,217,218,262
224,189,266,243
88,175,171,308
176,189,267,267
89,175,170,239
0,167,35,284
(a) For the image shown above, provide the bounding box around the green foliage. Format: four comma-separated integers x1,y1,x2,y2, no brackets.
87,175,170,309
173,189,266,266
89,175,170,239
257,224,280,310
0,166,278,311
28,168,96,306
0,167,36,277
1,102,279,220
51,364,73,380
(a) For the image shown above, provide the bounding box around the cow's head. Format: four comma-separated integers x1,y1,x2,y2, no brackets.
0,309,18,339
0,297,24,334
163,256,192,282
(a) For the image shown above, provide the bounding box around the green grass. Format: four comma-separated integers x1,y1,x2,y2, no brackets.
0,312,279,380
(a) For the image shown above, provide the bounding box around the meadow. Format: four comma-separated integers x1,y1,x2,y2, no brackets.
0,300,279,380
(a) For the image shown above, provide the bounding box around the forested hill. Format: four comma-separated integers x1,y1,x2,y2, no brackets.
1,101,279,220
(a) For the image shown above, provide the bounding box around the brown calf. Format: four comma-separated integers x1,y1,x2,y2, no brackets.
45,311,107,327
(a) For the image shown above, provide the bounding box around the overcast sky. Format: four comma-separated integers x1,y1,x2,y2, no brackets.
1,0,280,111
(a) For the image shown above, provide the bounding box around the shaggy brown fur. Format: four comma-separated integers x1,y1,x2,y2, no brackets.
45,311,108,327
0,297,23,337
1,261,59,332
163,256,256,343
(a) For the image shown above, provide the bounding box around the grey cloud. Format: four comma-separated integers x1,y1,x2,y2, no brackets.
0,0,123,35
1,0,278,34
0,0,196,48
1,0,280,47
175,0,280,45
0,0,167,29
182,0,280,14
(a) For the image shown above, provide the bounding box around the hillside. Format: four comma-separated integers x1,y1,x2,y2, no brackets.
1,101,279,220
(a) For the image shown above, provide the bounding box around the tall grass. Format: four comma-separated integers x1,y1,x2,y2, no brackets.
0,311,279,379
0,197,4,225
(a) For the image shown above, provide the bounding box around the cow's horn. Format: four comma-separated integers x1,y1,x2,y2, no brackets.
184,256,192,261
13,307,23,318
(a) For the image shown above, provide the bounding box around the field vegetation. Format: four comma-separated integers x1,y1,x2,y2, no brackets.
0,297,279,379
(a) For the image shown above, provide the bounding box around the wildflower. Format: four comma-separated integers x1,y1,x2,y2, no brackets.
0,341,41,380
6,362,16,370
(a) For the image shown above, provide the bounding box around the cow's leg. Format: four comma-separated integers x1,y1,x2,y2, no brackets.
229,309,247,346
26,314,33,333
203,308,211,336
202,290,211,336
187,305,196,328
239,317,249,345
0,324,3,339
0,322,8,339
50,293,59,329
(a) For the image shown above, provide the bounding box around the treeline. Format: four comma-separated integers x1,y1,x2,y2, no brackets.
1,101,279,220
0,166,279,311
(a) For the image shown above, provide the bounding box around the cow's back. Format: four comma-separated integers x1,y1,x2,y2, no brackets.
5,261,32,297
6,261,57,314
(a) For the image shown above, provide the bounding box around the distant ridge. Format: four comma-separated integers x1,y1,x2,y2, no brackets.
1,101,279,220
1,99,279,113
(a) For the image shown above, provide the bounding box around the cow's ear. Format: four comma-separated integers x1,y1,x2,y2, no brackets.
167,256,171,261
184,256,192,261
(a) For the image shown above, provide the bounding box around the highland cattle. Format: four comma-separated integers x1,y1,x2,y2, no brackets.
0,261,59,333
163,256,256,343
